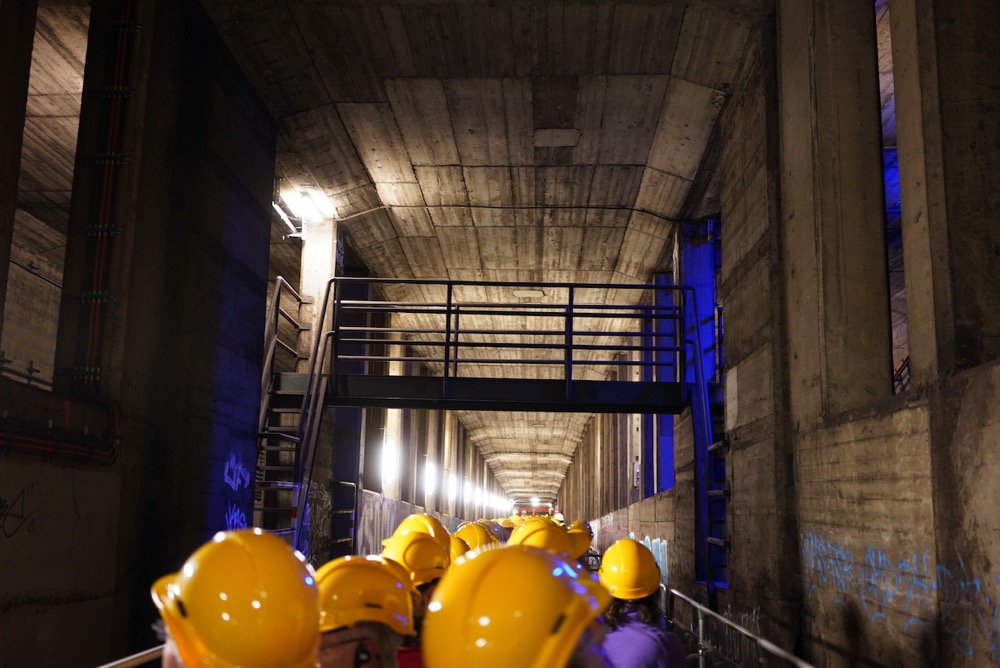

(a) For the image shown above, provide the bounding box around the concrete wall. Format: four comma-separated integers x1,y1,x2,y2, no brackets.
0,0,276,663
717,24,802,650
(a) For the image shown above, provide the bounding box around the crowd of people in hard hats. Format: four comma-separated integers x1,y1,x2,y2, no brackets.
149,512,686,667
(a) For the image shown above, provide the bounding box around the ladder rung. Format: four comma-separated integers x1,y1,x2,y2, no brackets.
253,506,298,513
707,488,729,498
256,481,299,490
330,509,355,515
259,445,299,452
259,432,301,443
707,537,730,547
262,465,295,472
707,438,727,452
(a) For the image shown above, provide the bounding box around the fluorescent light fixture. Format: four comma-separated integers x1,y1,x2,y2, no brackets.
512,289,545,298
447,473,458,501
272,202,298,235
281,189,337,223
464,480,472,502
531,496,540,506
474,487,483,505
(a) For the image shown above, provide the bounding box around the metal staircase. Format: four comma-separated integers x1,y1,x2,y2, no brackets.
253,277,310,540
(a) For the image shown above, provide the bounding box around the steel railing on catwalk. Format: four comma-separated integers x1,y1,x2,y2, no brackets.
283,277,715,557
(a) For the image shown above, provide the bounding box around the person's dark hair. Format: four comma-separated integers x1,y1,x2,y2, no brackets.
604,591,663,630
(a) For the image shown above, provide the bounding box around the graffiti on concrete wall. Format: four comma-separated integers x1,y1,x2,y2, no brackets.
631,532,670,585
802,532,1000,664
357,491,401,555
0,483,45,538
225,500,247,531
221,449,251,532
224,451,251,491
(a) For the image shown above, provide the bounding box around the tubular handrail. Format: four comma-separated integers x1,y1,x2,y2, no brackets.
93,645,163,668
259,276,307,428
315,277,692,387
666,588,814,668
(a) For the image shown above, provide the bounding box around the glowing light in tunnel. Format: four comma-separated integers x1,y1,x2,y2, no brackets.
382,439,399,487
424,460,437,497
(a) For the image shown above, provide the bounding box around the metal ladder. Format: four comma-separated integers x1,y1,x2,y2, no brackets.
253,277,310,539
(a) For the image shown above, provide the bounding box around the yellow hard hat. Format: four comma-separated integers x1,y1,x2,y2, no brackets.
382,530,450,585
567,529,593,561
477,519,507,543
422,545,610,668
150,529,319,668
567,519,593,538
566,520,594,560
500,518,515,529
598,538,661,600
454,521,498,550
315,555,416,637
384,513,451,556
507,517,573,557
449,534,471,562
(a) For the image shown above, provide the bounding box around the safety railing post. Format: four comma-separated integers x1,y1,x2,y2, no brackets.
697,607,706,668
443,283,453,397
564,286,575,399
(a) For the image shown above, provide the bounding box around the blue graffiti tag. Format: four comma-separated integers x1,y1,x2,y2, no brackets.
802,533,1000,665
223,451,251,492
225,501,247,531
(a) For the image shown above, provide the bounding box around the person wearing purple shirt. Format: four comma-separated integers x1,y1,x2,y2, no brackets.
598,539,687,668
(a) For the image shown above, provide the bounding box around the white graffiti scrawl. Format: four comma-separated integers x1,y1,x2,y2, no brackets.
224,451,251,491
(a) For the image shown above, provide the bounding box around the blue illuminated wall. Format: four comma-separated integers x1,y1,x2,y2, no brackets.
883,148,909,369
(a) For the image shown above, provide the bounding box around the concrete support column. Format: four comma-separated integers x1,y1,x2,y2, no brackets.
778,0,892,422
890,0,1000,378
0,0,38,329
299,220,336,329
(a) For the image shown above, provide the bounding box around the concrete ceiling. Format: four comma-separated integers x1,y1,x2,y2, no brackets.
199,0,772,501
20,0,843,502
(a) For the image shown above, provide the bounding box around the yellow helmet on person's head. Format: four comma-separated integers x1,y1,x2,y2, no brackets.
567,519,593,538
382,530,450,585
315,555,416,637
507,517,574,557
383,513,450,555
598,538,661,600
454,521,498,550
422,544,610,668
477,519,507,543
150,529,320,668
566,520,594,560
449,534,471,562
567,528,593,561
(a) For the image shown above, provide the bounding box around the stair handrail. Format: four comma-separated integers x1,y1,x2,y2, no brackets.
259,276,306,430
